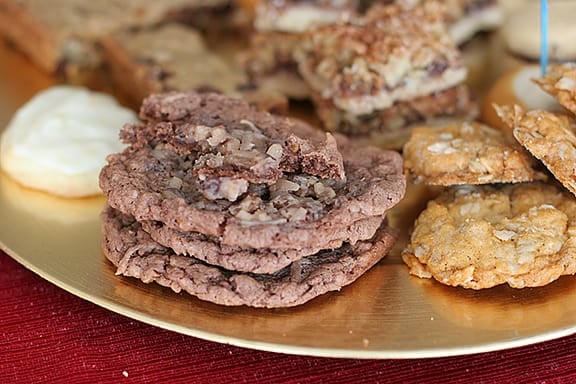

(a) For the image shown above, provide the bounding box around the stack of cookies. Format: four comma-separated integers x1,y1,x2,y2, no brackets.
99,91,406,307
401,63,576,290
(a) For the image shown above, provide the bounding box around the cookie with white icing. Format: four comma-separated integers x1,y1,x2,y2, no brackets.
0,86,137,197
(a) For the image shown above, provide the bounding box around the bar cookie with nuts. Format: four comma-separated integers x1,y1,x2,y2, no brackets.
294,3,477,140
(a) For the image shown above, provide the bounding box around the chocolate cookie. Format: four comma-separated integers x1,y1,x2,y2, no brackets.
100,92,406,250
102,207,397,308
101,141,403,247
140,212,384,274
125,92,346,183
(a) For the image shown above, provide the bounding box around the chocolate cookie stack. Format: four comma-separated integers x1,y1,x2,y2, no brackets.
99,92,406,308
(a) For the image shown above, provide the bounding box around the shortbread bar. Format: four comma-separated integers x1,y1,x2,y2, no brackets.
0,0,232,76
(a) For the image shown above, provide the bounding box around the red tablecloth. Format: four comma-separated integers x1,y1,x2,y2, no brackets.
1,251,575,384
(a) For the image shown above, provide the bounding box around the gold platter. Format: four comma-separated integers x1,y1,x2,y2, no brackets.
1,37,575,359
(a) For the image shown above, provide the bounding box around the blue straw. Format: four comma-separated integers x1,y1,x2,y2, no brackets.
540,0,549,76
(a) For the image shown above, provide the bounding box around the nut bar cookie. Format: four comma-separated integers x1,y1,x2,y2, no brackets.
102,207,397,308
99,91,406,250
242,31,310,99
402,183,576,289
312,83,477,137
449,0,502,43
101,23,288,113
100,23,244,106
295,3,473,136
297,4,466,115
0,0,232,77
367,0,502,44
254,0,357,33
533,63,576,116
403,121,540,185
428,0,502,45
495,104,576,197
243,0,357,99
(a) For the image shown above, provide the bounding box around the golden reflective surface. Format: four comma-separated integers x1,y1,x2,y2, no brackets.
0,38,575,359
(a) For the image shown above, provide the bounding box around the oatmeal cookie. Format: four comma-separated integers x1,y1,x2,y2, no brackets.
403,121,540,185
402,183,576,289
533,63,576,116
495,104,576,196
102,207,397,308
